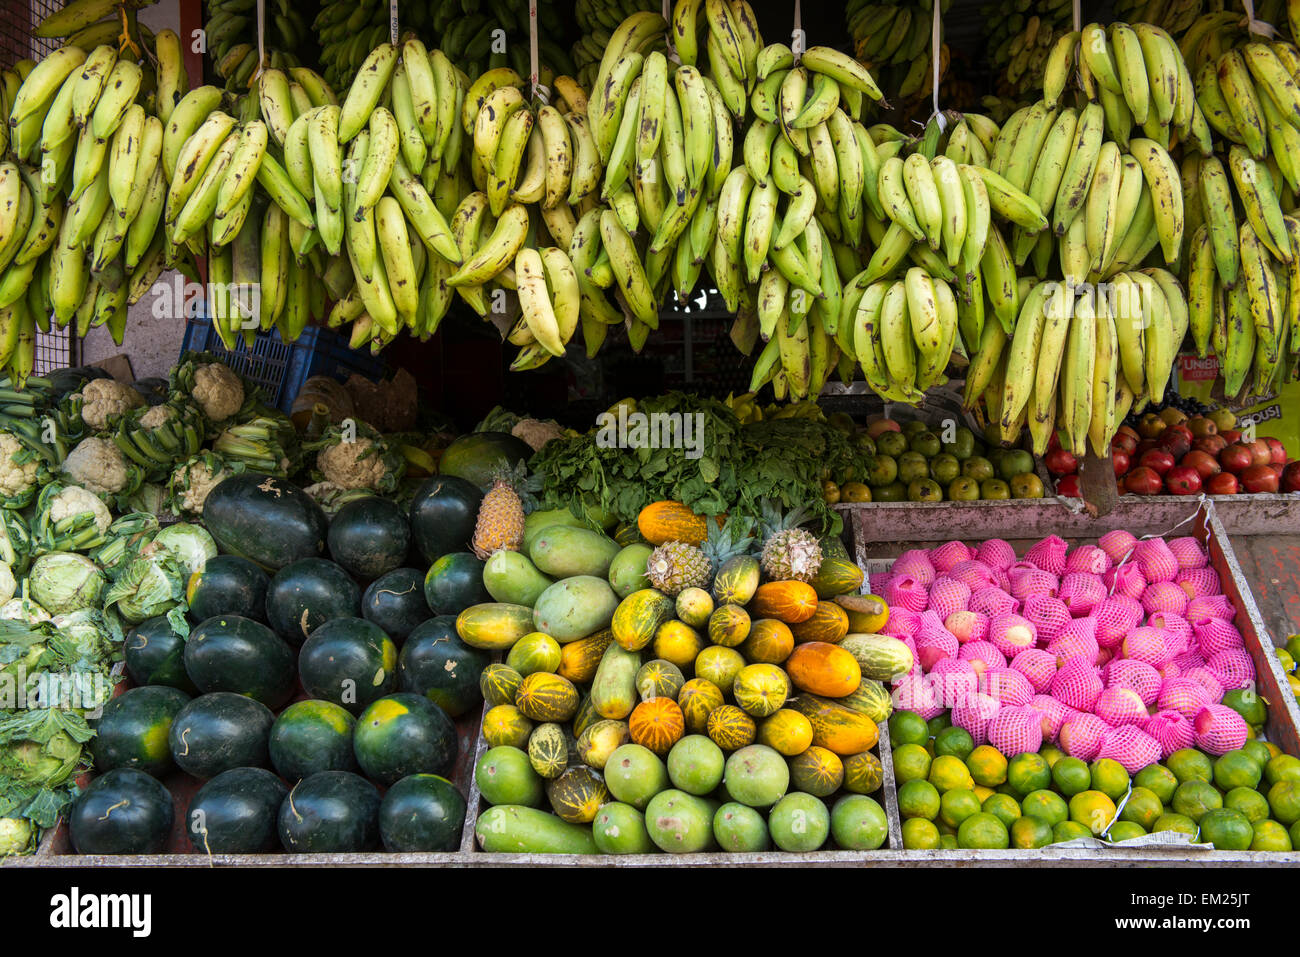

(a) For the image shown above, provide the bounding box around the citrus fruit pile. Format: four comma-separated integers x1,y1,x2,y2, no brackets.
873,530,1262,775
890,708,1300,851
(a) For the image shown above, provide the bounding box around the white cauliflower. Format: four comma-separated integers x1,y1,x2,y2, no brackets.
317,438,389,491
62,437,132,495
170,457,231,515
0,562,14,605
191,362,245,422
512,418,565,451
139,404,176,430
0,433,40,502
77,379,144,432
46,485,113,536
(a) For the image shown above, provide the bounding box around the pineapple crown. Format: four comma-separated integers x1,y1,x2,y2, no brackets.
757,498,816,540
485,461,542,514
700,514,756,566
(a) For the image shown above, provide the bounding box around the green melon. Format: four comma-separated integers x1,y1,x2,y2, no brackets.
265,557,361,646
268,699,358,781
378,774,466,851
91,685,191,777
398,616,491,717
353,693,458,786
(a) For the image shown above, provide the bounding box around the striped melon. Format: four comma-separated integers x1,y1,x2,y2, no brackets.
838,634,914,681
515,672,580,722
789,745,844,797
546,766,609,824
731,664,790,718
482,704,533,749
528,723,570,779
706,705,757,751
678,678,725,734
636,659,686,701
480,664,524,707
843,750,884,794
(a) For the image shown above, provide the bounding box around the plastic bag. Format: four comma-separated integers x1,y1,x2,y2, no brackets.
1175,352,1300,459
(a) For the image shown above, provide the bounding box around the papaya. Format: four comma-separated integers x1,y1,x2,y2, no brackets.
532,576,620,642
529,526,622,579
784,642,862,697
482,550,554,607
590,642,641,720
522,509,589,554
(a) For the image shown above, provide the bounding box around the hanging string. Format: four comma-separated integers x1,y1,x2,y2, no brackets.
253,0,266,80
1241,0,1277,36
663,0,680,62
1105,495,1208,595
1072,0,1081,32
929,0,945,131
529,0,548,103
792,0,804,63
389,0,399,45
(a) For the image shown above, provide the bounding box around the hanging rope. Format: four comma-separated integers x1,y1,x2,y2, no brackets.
1105,496,1208,594
253,0,266,80
529,0,548,103
792,0,804,63
1072,0,1081,32
1242,0,1278,36
390,0,399,45
929,0,944,131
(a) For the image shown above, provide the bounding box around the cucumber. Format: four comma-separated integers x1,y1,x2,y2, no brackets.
474,805,598,854
590,642,641,720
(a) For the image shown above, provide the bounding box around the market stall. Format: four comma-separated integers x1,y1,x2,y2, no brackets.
0,0,1298,868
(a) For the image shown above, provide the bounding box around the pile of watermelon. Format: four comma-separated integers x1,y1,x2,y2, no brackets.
74,471,502,856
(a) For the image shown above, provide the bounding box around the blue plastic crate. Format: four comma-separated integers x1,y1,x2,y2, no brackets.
182,315,386,413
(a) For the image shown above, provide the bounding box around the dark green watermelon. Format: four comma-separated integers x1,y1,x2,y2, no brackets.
399,617,490,717
203,474,328,571
328,496,411,581
379,774,466,852
265,558,361,646
69,768,175,855
278,771,381,853
353,692,458,786
183,615,297,708
297,617,399,715
90,685,192,777
186,767,289,854
186,555,269,623
124,617,198,694
268,699,359,781
437,431,532,487
168,692,275,779
408,476,482,564
423,551,490,615
362,567,430,643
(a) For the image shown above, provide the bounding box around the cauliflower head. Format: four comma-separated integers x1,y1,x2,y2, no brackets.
317,438,388,491
47,485,113,535
139,404,177,430
0,433,40,502
170,457,231,515
512,418,566,451
62,437,132,495
77,379,144,432
191,362,245,422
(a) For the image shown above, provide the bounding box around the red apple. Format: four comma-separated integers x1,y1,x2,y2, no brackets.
1165,465,1203,495
1270,463,1284,479
1047,430,1062,452
1219,443,1254,475
1125,466,1164,495
1206,472,1239,495
1135,438,1160,459
1241,464,1280,493
1112,450,1131,478
1193,434,1228,456
1056,474,1081,497
1158,431,1192,460
1265,437,1287,465
1139,448,1177,476
1283,461,1300,493
1220,428,1243,444
1248,440,1272,468
1181,449,1222,480
1045,448,1078,476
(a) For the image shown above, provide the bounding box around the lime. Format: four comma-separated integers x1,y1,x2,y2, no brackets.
967,744,1008,787
892,743,933,784
957,811,1010,849
1010,815,1053,848
1107,821,1147,842
1134,764,1179,805
1288,634,1300,661
1264,754,1300,786
1199,808,1253,850
1069,789,1118,836
1052,820,1093,843
939,833,959,849
1039,744,1064,768
1051,757,1093,797
901,817,941,849
1213,750,1263,791
934,725,976,761
1251,819,1293,852
1241,740,1272,769
928,754,976,793
888,710,930,747
1291,819,1300,848
1089,758,1131,801
898,779,941,820
1020,789,1069,826
1119,786,1164,830
1279,648,1295,673
1007,752,1051,796
1221,688,1268,726
1152,812,1198,836
1172,780,1223,822
1267,780,1300,825
939,788,982,829
927,713,952,737
982,792,1023,829
1167,748,1213,784
1224,786,1270,824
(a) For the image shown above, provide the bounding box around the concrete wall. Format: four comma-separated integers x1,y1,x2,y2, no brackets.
79,1,188,382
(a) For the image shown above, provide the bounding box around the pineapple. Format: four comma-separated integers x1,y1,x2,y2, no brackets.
471,463,538,559
757,500,823,583
646,516,755,597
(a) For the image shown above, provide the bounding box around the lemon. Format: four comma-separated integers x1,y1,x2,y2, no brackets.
1152,812,1198,836
1007,752,1051,796
1051,756,1092,797
967,744,1008,787
888,710,930,747
934,726,975,761
902,817,941,849
1010,815,1053,848
1118,786,1163,830
983,792,1023,829
1172,780,1223,823
898,779,941,821
1069,789,1118,836
1107,821,1147,843
1134,763,1179,804
1089,758,1130,800
957,812,1009,849
1020,789,1069,826
1251,819,1293,852
928,754,976,793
